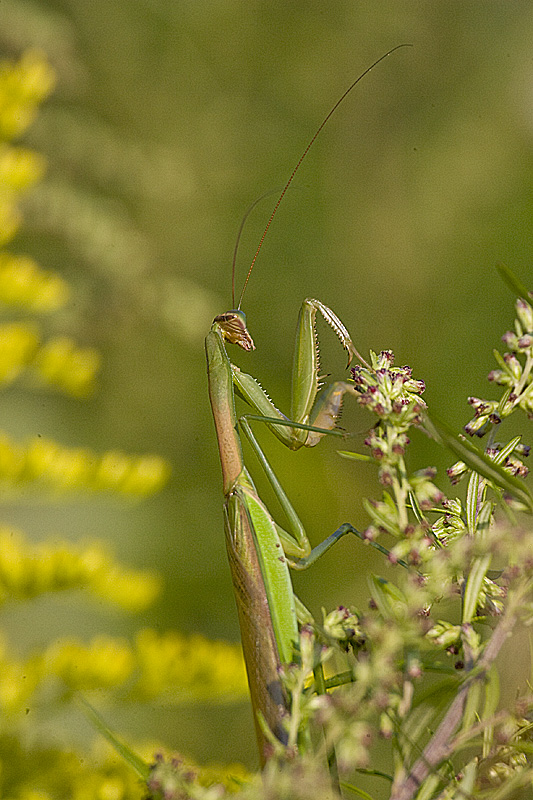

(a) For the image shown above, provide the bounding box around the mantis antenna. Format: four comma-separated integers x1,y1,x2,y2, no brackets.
234,43,412,311
231,189,282,310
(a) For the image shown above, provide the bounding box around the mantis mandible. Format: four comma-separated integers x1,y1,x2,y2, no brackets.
206,46,408,763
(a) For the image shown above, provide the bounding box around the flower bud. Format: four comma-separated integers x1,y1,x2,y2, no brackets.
405,378,425,394
488,369,506,384
379,467,394,486
516,298,533,332
468,396,490,414
502,331,519,351
377,350,394,368
323,606,363,646
379,712,394,739
426,621,461,647
446,461,467,484
504,455,528,478
407,657,422,679
503,353,522,380
464,415,490,436
299,624,315,672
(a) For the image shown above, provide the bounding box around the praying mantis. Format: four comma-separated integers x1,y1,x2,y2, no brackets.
206,46,408,764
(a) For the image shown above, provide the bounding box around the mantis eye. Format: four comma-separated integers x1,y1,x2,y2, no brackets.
214,311,255,351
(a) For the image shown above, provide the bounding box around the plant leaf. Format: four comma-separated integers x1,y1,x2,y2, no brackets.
466,470,480,534
76,694,149,780
340,781,378,800
496,263,531,301
423,413,533,513
338,450,373,462
463,550,492,623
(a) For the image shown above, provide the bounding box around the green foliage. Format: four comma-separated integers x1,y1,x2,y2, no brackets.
248,276,533,798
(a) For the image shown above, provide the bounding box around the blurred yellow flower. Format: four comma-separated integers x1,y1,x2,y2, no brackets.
0,50,55,141
0,252,69,311
134,629,248,702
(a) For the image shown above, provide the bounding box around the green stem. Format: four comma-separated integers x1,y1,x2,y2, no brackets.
390,440,409,531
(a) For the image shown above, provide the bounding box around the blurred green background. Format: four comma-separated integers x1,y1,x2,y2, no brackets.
1,0,533,772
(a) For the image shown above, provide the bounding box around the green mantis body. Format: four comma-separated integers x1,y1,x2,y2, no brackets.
206,46,409,763
206,302,359,760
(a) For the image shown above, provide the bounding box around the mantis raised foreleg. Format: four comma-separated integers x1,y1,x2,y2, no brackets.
206,46,409,764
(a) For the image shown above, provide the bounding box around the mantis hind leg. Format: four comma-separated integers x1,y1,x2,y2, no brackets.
290,522,411,572
238,419,411,573
239,417,405,570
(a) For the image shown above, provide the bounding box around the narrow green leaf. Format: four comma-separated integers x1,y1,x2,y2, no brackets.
401,705,443,763
496,263,531,301
411,676,461,710
457,760,478,795
482,665,500,757
493,348,510,373
423,413,533,513
76,694,149,780
463,551,492,623
353,769,393,783
339,782,378,800
477,500,494,533
466,470,480,534
496,386,513,416
338,450,373,462
494,435,522,465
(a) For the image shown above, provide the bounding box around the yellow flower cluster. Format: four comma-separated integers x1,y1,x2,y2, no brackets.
0,50,55,139
47,636,135,691
32,334,101,396
0,738,251,800
0,50,55,244
0,322,100,395
0,433,170,495
196,760,252,793
0,252,69,311
91,561,162,612
0,633,42,712
0,51,100,399
0,528,160,610
0,627,247,713
133,629,248,702
0,320,37,382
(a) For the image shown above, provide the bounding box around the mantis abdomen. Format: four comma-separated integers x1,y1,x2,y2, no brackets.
224,489,289,755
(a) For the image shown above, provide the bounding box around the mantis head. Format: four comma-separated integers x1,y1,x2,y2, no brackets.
213,310,255,352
